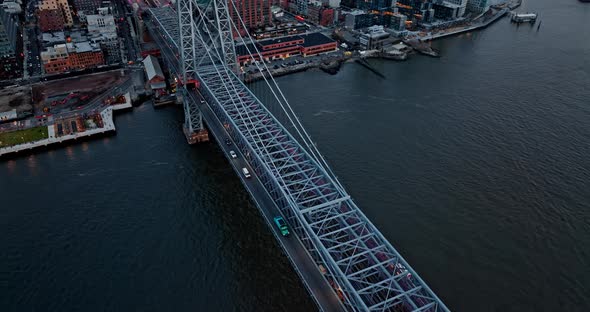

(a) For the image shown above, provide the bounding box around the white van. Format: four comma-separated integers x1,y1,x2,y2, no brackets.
242,167,251,178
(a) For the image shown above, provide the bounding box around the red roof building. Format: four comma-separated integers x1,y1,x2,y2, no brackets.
236,32,337,65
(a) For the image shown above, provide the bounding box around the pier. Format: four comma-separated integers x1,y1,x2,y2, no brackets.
0,108,116,157
355,59,386,78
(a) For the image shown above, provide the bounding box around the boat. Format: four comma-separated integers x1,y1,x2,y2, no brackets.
511,12,538,23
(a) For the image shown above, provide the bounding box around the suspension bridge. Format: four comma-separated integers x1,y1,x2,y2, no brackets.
141,1,450,311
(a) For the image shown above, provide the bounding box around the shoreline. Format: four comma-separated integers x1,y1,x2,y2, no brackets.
414,8,510,42
0,105,131,159
244,6,511,82
1,1,518,157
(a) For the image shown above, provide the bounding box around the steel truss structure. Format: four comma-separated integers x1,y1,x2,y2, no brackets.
145,6,206,141
146,3,449,311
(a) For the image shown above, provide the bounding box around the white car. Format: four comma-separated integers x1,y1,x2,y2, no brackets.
229,150,237,159
242,167,251,178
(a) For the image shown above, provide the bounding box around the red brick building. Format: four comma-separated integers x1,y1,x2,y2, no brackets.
320,8,335,26
41,42,104,74
44,58,68,74
307,4,335,27
236,32,337,65
68,50,104,70
228,0,273,37
38,9,64,32
38,0,73,31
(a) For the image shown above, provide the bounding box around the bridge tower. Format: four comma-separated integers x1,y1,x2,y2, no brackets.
177,0,209,144
212,0,238,74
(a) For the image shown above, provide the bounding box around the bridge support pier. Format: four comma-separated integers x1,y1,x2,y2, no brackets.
183,126,209,144
182,88,209,144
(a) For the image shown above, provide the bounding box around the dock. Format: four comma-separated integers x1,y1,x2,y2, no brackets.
152,94,178,107
355,58,386,78
110,92,133,111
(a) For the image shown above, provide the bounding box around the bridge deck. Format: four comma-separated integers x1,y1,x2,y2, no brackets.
146,7,448,312
189,89,346,312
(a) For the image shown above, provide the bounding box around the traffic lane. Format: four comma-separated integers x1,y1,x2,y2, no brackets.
252,186,346,312
196,97,345,312
219,132,346,312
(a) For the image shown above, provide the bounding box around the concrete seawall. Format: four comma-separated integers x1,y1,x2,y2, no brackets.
418,8,509,41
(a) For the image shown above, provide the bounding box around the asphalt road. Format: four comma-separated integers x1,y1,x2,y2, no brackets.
25,25,42,77
189,90,346,312
113,0,141,62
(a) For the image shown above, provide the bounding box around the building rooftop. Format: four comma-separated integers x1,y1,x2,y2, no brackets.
347,10,367,16
42,31,66,44
74,42,93,53
235,43,258,57
300,32,335,47
236,32,336,57
142,55,164,81
439,2,462,9
41,43,68,60
1,1,22,14
68,31,88,43
257,22,307,32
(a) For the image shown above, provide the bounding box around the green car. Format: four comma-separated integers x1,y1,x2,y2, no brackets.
273,216,290,237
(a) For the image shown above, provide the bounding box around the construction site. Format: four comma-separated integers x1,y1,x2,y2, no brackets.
31,70,129,116
0,86,34,122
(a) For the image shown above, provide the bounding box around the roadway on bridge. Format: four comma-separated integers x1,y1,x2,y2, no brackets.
192,92,346,312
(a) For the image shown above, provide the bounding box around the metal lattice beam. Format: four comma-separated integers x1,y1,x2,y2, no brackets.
146,4,450,312
212,0,237,73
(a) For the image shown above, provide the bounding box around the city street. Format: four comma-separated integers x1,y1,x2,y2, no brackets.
24,0,43,78
113,0,141,63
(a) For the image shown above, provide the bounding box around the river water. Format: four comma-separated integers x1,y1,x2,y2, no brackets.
2,0,589,311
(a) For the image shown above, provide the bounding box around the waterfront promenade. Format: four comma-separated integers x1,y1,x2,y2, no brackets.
415,8,510,41
0,108,116,157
